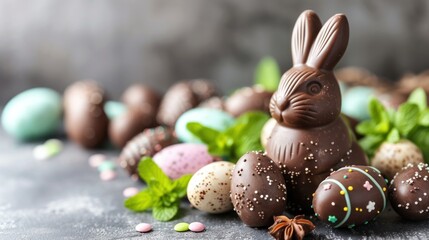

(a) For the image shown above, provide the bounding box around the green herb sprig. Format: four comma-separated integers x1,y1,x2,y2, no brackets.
254,57,281,91
357,88,429,161
187,111,270,163
124,157,192,221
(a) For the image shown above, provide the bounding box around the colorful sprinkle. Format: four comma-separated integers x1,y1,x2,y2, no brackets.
363,181,373,191
89,154,106,167
343,175,348,179
323,183,332,190
328,215,338,223
343,207,348,212
382,187,387,192
347,186,353,191
100,170,117,181
189,222,205,232
366,201,375,212
340,190,345,195
135,223,152,233
174,222,190,232
123,187,139,197
348,169,353,172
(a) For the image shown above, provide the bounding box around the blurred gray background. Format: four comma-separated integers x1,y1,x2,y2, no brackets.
0,0,429,105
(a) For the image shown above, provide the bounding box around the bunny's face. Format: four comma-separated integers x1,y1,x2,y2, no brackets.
271,10,348,128
270,66,341,128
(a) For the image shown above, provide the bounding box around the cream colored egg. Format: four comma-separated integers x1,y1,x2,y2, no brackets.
261,118,277,149
187,161,235,213
371,140,424,180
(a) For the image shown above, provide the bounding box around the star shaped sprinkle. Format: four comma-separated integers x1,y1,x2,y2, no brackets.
363,181,373,191
328,215,337,223
366,201,375,212
323,183,332,190
268,215,315,240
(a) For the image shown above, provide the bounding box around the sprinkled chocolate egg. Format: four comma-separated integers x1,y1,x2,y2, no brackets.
118,126,178,179
389,163,429,220
231,151,287,227
63,81,109,148
122,84,161,116
187,161,235,213
371,140,424,180
313,165,387,228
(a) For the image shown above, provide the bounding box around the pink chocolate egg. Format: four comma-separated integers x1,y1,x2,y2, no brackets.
153,143,215,179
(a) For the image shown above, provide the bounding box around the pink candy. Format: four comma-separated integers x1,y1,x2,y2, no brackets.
189,222,205,232
99,170,117,181
135,223,152,233
89,154,106,167
123,187,139,197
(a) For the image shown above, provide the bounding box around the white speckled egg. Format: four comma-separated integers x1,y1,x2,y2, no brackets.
187,161,235,213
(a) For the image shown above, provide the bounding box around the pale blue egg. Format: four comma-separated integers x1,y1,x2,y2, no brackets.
341,86,375,121
1,88,62,140
175,108,235,143
104,101,127,120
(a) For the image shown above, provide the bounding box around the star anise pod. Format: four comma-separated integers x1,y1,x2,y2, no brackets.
268,215,315,240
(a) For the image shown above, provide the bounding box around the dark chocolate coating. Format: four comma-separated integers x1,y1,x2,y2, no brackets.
63,81,109,148
266,10,368,212
224,86,272,117
188,79,217,103
108,109,157,148
122,84,161,117
198,96,225,110
313,166,387,228
389,163,429,220
230,151,287,227
118,126,178,179
157,82,198,127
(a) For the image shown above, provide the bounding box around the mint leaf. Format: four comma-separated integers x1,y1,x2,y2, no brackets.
368,98,390,134
152,204,179,221
356,121,375,135
408,126,429,162
254,57,281,91
172,174,193,198
138,157,171,189
124,189,155,212
386,128,400,143
407,88,427,111
419,109,429,126
186,122,221,143
395,103,419,136
358,135,385,158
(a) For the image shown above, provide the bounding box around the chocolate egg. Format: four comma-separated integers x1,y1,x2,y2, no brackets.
109,110,157,148
157,82,198,127
118,126,178,179
225,86,273,117
187,161,235,213
63,81,109,148
122,84,161,118
188,79,217,103
198,96,224,110
231,151,287,227
389,163,429,220
371,140,424,180
313,165,387,228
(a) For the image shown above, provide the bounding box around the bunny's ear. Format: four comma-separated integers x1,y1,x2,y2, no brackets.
306,14,349,71
291,10,322,66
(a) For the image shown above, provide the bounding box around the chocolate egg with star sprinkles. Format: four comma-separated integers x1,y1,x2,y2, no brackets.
230,151,287,227
389,163,429,220
312,165,387,228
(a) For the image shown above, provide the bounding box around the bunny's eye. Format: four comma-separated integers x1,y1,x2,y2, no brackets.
307,81,322,95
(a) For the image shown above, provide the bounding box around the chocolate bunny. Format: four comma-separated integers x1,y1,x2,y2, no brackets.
266,10,368,212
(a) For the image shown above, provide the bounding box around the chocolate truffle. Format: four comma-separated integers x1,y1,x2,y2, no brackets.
389,163,429,220
109,109,158,148
63,81,109,148
231,151,287,227
313,166,388,228
122,84,161,119
266,10,368,212
224,86,272,117
157,82,198,127
118,126,178,179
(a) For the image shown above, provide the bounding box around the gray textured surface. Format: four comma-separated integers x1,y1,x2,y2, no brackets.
1,0,429,105
1,127,429,239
